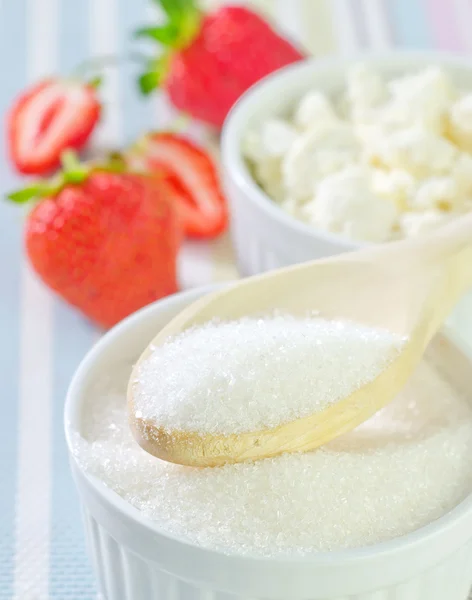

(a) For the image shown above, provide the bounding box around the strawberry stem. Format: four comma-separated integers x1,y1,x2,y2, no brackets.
6,153,128,206
105,152,127,172
61,150,89,183
88,75,103,89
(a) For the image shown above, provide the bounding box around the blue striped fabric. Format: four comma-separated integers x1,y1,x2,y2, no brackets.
49,6,96,598
386,0,434,48
119,0,155,143
0,0,26,597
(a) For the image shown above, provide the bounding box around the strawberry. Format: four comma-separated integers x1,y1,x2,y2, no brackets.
135,1,304,127
127,132,228,239
8,78,101,175
8,152,181,328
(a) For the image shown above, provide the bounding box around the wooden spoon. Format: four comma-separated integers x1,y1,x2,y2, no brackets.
128,213,472,467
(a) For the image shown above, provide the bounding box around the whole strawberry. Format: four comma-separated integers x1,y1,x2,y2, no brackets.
8,152,181,328
8,78,101,175
136,1,304,127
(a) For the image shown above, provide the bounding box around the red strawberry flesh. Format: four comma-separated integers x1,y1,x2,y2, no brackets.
130,133,228,239
8,79,100,175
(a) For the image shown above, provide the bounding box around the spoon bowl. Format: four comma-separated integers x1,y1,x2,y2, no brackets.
128,213,472,467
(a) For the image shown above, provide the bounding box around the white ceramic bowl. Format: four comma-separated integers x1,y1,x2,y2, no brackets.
221,50,472,272
221,51,472,340
65,286,472,600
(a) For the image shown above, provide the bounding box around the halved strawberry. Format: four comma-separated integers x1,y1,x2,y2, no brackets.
128,132,228,239
8,78,101,175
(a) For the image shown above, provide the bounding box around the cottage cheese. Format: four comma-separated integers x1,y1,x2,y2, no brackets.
282,122,359,200
347,63,386,117
373,127,457,178
243,64,472,242
304,167,398,243
448,94,472,153
293,90,339,131
385,66,455,134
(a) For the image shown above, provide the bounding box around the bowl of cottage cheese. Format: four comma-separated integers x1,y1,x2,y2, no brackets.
221,52,472,275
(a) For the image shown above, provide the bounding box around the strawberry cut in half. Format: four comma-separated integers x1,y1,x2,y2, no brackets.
128,132,228,239
8,78,101,175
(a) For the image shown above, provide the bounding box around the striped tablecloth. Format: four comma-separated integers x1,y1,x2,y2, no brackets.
2,1,472,599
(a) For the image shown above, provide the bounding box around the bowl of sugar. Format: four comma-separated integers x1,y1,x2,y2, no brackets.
65,286,472,600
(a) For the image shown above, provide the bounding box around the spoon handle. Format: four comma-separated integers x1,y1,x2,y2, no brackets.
414,211,472,263
408,212,472,344
418,211,472,294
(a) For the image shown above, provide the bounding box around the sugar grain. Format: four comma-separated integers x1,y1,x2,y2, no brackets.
73,355,472,557
134,316,405,434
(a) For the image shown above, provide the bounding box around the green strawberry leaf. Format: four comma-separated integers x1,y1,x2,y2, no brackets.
7,185,44,204
137,0,201,51
176,9,201,48
138,70,160,95
134,0,201,96
88,75,103,89
6,152,129,208
137,55,170,95
134,26,158,39
158,0,197,20
134,26,159,41
134,24,179,46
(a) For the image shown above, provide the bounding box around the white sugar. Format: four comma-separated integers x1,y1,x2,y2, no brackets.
73,355,472,557
133,316,404,434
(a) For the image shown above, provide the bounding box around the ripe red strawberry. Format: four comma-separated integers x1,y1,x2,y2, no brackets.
127,132,228,239
8,152,181,328
136,2,304,127
8,78,101,175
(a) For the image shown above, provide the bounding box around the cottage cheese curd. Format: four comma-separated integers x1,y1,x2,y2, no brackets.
243,64,472,243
